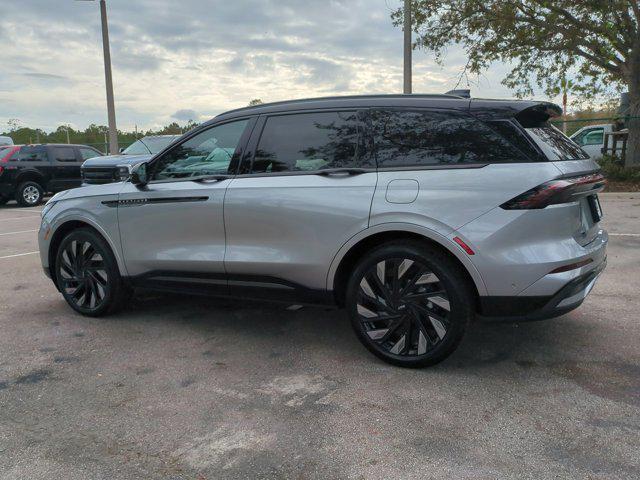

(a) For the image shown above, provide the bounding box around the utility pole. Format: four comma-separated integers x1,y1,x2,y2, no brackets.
76,0,119,153
403,0,412,94
99,0,118,154
66,126,70,144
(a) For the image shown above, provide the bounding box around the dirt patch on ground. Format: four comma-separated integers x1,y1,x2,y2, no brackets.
604,180,640,192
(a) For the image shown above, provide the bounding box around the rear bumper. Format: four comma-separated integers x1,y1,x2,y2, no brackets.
479,256,606,321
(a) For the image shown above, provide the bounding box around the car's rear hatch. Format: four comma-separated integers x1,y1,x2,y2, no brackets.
510,105,605,247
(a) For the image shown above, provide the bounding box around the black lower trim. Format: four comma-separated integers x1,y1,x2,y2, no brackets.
479,295,550,318
479,259,606,321
128,270,335,307
0,182,14,196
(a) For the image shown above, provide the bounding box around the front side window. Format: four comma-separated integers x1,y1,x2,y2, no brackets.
372,110,527,167
79,147,101,160
53,147,77,162
252,111,361,173
11,146,47,162
152,120,248,180
582,129,604,146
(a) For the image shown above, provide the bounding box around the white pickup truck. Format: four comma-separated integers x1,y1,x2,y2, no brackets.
569,123,624,160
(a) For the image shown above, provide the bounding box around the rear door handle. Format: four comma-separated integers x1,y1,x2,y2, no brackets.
316,168,369,176
191,174,230,183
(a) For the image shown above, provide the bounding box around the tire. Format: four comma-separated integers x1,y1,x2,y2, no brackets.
0,197,8,206
54,228,131,316
16,181,44,207
346,241,474,368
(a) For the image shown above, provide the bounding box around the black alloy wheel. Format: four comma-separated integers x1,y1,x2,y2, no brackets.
347,242,473,367
55,229,130,316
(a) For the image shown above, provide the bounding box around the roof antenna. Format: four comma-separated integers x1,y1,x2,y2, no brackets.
445,89,471,98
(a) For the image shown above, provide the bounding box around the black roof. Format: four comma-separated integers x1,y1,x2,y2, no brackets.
208,94,560,125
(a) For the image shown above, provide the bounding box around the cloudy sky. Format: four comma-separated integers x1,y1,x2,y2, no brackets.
1,0,524,132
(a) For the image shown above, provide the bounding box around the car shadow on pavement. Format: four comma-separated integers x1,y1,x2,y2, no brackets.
118,290,597,369
0,199,47,210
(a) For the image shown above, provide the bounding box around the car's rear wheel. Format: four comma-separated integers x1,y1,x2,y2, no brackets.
346,241,474,368
16,181,44,207
55,228,130,316
0,196,8,205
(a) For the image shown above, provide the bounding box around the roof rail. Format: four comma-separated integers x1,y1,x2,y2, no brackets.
218,93,465,117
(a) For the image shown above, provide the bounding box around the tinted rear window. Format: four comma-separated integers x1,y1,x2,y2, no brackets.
525,125,589,161
52,146,78,162
10,146,47,162
252,111,363,173
372,110,528,167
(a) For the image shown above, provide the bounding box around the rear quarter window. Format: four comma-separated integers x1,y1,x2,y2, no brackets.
10,146,47,162
525,125,590,161
371,109,529,168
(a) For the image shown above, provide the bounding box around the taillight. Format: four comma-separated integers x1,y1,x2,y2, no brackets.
501,173,606,210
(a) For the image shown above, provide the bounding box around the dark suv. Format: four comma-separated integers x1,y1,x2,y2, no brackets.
0,144,103,206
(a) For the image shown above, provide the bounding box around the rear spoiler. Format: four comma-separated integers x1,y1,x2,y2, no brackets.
470,99,562,122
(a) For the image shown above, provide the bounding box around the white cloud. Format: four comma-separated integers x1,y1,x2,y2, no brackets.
0,0,545,132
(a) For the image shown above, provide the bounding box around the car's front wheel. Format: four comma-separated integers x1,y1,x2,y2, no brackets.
346,241,474,368
55,228,130,316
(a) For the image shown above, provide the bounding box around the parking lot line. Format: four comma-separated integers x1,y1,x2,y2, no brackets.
1,216,43,221
609,233,640,237
4,207,43,212
0,229,38,236
0,251,39,259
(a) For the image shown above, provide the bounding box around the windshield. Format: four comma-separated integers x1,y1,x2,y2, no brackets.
123,136,176,155
525,125,589,161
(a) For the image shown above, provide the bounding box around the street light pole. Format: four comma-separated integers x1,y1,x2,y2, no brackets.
99,0,118,154
403,0,412,94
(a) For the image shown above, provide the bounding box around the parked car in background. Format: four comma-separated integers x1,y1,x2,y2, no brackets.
81,135,180,185
569,123,623,160
0,144,102,206
39,95,607,367
0,136,14,146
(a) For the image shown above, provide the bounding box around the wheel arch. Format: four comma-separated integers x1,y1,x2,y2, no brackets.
328,224,487,307
16,170,47,189
47,217,125,288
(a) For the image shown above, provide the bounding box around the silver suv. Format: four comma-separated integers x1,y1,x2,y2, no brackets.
38,95,607,367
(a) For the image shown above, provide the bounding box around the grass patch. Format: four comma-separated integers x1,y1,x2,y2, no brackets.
599,156,640,191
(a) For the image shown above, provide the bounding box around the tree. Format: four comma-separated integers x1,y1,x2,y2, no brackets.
394,1,640,166
248,98,263,106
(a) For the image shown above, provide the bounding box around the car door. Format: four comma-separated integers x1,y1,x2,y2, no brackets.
48,145,83,191
117,118,254,294
224,109,377,302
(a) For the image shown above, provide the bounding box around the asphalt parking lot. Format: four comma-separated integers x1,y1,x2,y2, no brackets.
0,193,639,479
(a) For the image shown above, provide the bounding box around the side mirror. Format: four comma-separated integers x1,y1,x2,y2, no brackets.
119,147,125,154
130,162,149,187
